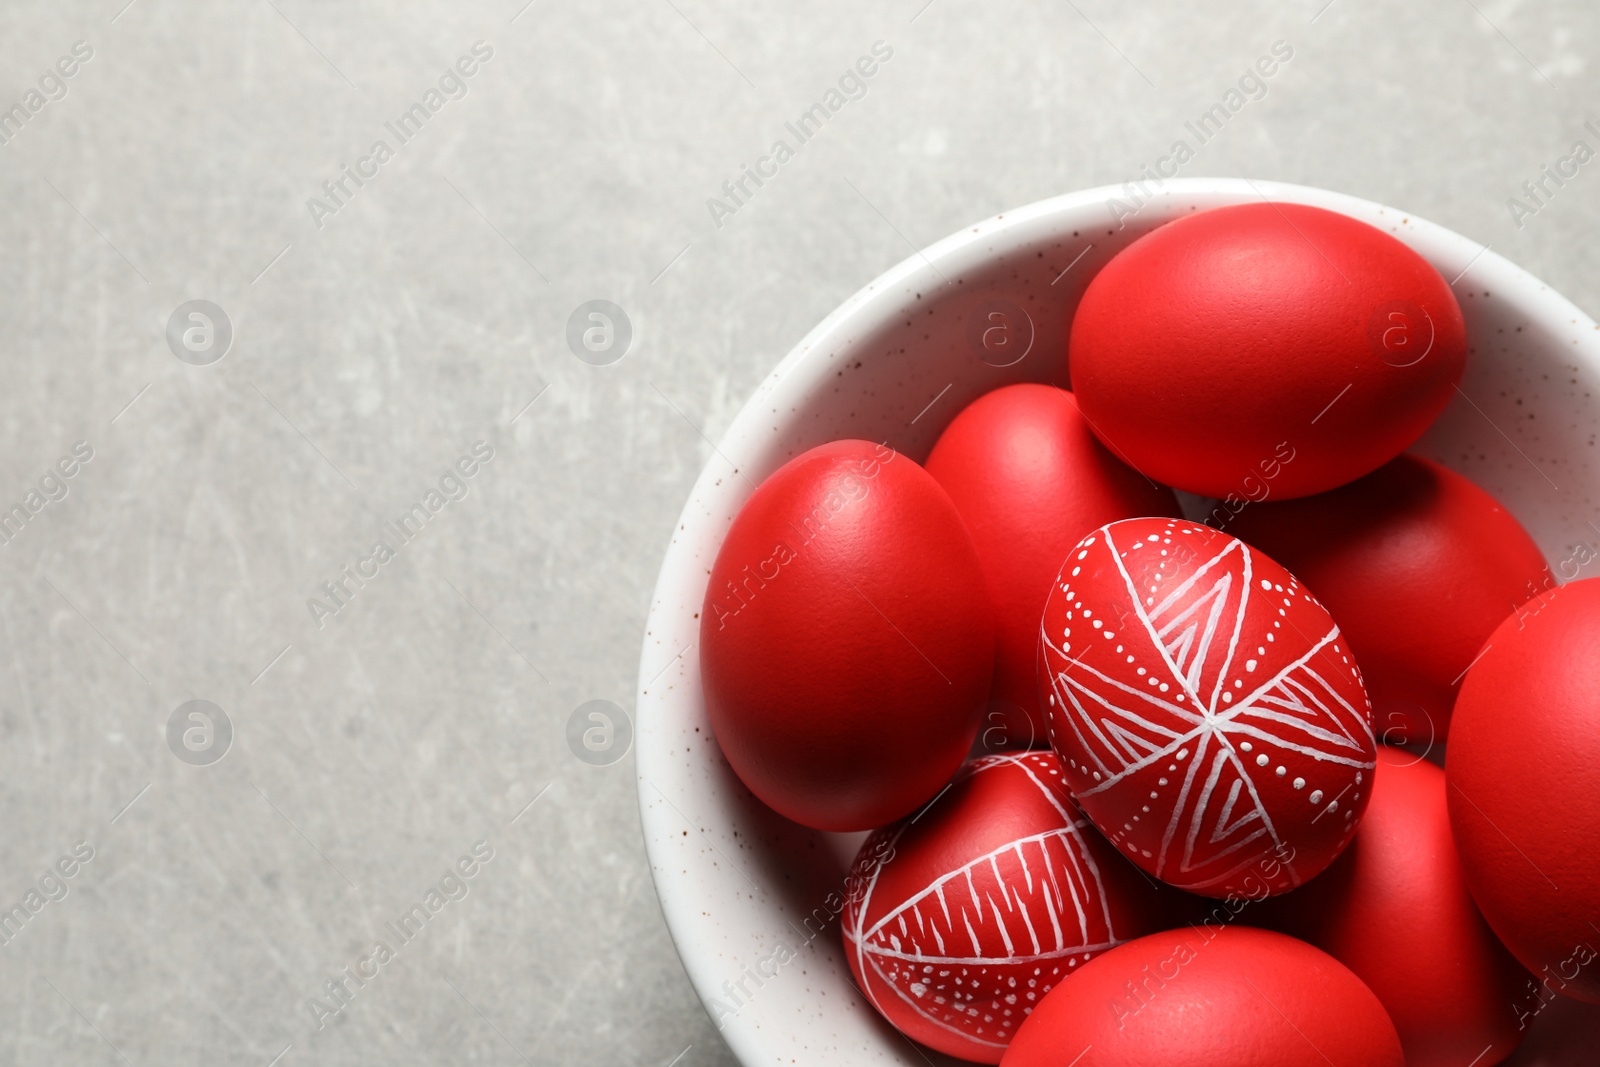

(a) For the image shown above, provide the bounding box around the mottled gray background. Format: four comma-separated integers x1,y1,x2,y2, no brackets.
0,1,1597,1064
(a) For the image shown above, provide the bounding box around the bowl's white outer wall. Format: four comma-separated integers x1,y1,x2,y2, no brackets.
636,178,1600,1066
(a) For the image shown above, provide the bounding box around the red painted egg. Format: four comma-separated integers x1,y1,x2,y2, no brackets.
1038,517,1376,897
1447,578,1600,1004
1229,454,1550,744
999,926,1404,1067
926,384,1179,748
1070,202,1466,499
1254,747,1531,1067
842,751,1174,1063
699,440,994,832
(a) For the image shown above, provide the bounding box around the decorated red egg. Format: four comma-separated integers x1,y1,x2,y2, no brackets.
1038,517,1376,897
1070,202,1466,499
1254,747,1531,1067
926,384,1179,747
999,926,1404,1066
1448,578,1600,1004
1229,454,1550,743
842,751,1174,1063
699,439,994,832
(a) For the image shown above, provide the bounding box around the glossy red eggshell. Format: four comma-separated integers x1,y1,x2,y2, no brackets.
925,384,1179,746
1039,517,1376,897
1447,578,1600,1004
842,751,1180,1063
699,440,994,832
999,925,1404,1067
1229,455,1549,744
1254,747,1531,1067
1070,202,1466,499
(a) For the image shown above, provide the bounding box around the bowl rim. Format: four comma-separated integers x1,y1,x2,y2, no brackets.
633,176,1597,1065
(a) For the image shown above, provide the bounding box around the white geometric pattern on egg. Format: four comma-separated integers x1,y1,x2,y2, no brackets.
842,754,1129,1055
1040,518,1377,897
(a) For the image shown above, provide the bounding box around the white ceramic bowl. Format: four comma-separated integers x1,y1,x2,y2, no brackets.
636,178,1600,1065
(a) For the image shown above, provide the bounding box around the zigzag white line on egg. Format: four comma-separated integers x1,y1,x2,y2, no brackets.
859,940,1123,966
856,827,1094,948
844,755,1128,1048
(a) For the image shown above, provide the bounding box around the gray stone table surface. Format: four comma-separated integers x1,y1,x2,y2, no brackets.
1,1,1599,1064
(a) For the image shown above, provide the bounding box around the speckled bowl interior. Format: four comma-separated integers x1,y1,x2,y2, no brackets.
636,178,1600,1066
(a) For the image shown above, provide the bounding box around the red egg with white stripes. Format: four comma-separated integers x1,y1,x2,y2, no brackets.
1038,517,1377,898
841,752,1174,1063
